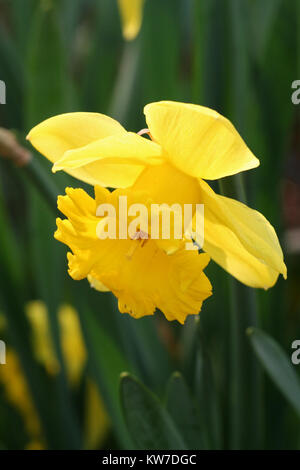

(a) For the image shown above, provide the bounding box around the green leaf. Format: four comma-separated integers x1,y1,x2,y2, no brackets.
166,372,207,450
248,328,300,416
195,343,222,450
25,0,73,128
77,299,133,449
247,0,282,62
0,188,23,288
115,313,173,391
219,178,263,450
120,373,187,450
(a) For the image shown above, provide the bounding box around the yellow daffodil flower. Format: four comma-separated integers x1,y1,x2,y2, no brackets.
84,378,110,449
58,304,87,386
25,300,60,376
0,303,109,449
27,100,286,298
118,0,145,41
0,349,42,440
25,300,87,386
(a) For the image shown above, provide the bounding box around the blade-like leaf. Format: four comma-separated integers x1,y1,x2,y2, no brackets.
247,0,282,62
248,328,300,416
25,0,73,128
77,300,133,449
120,373,187,450
166,372,208,450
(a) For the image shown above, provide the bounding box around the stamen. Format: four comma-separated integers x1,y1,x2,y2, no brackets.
137,128,151,137
131,229,149,241
126,230,149,259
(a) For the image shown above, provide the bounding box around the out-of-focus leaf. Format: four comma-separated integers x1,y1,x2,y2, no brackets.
77,302,133,449
193,0,227,110
25,0,73,128
81,0,120,113
248,328,300,416
115,312,173,392
166,372,207,450
24,0,83,449
195,343,222,450
141,0,182,103
219,179,263,450
246,0,282,62
0,188,22,287
0,180,80,449
109,40,141,124
120,373,186,450
10,0,35,55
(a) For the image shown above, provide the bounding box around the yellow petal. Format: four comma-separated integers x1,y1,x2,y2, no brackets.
27,112,125,162
198,179,287,288
72,163,146,189
55,186,212,323
53,133,162,171
118,0,145,41
132,162,201,205
144,101,259,180
25,301,60,376
52,132,164,188
27,112,164,188
0,349,41,438
84,379,110,449
58,304,87,386
26,112,132,186
88,274,110,292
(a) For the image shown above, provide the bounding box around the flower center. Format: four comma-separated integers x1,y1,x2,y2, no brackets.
130,229,149,247
126,229,150,259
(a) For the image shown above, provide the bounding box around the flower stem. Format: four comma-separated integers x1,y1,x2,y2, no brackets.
108,38,141,124
0,127,59,214
23,154,59,215
219,175,263,449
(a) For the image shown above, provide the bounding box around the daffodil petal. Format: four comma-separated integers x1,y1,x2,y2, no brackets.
53,132,164,181
118,0,144,41
144,101,260,180
27,112,127,185
72,163,146,189
88,275,110,292
27,112,125,162
198,179,287,288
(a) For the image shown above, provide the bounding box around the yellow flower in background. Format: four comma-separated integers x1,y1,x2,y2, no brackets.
25,440,45,450
25,301,60,376
0,349,42,441
55,186,212,323
0,302,109,449
58,304,87,386
84,379,110,449
26,301,87,386
27,100,287,292
118,0,145,41
0,317,43,448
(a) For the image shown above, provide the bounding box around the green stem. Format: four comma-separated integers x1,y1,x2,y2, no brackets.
219,175,263,450
23,154,59,215
108,39,141,124
223,0,264,449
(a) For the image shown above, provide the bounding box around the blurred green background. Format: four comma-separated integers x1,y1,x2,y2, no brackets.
0,0,300,450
